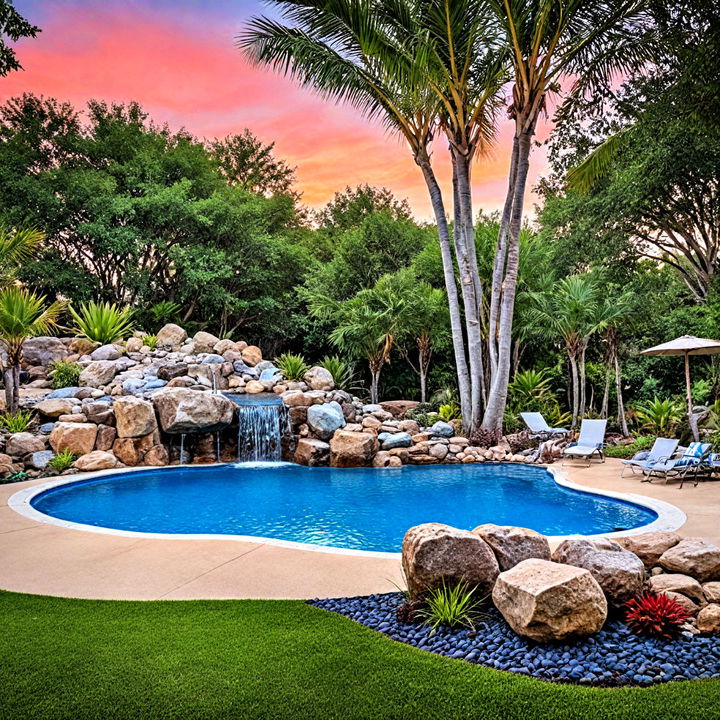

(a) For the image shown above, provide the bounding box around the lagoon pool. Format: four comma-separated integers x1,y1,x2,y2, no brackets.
29,462,659,552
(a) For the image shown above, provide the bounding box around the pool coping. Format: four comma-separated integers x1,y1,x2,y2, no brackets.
7,462,686,559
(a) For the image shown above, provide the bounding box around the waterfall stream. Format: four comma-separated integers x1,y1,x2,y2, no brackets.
227,394,290,462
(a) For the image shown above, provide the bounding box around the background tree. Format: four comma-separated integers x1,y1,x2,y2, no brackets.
0,0,39,76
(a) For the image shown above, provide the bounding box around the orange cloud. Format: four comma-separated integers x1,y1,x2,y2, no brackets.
0,3,550,220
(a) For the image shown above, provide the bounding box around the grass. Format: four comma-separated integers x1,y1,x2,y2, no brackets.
2,592,719,720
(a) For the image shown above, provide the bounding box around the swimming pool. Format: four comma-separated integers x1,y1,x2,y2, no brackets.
26,462,663,553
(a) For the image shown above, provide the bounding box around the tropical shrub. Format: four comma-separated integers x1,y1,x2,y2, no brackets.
317,355,360,392
437,402,460,422
142,334,158,350
48,450,75,472
147,301,182,332
275,352,310,381
49,360,81,389
0,409,34,433
604,435,657,459
415,581,487,633
634,397,683,436
692,378,713,406
625,592,689,639
69,301,134,345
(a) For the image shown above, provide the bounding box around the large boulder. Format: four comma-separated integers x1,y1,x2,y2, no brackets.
307,402,346,440
329,430,378,468
659,538,720,582
552,537,645,606
49,422,98,456
156,323,187,348
79,361,118,388
90,344,122,361
430,421,454,438
6,432,46,458
83,401,115,426
282,391,313,407
648,573,705,604
241,345,263,367
22,336,68,366
192,331,220,353
697,604,720,634
74,450,119,471
34,398,76,418
157,363,189,381
113,396,158,438
152,388,235,433
304,366,334,391
472,524,551,572
380,400,420,419
492,559,607,642
402,523,500,598
615,532,681,568
378,432,413,450
704,582,720,603
112,434,156,466
294,438,330,466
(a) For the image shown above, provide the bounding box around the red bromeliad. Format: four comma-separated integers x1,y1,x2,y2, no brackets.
625,592,690,640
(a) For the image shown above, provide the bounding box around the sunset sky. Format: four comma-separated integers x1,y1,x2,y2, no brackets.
2,0,551,220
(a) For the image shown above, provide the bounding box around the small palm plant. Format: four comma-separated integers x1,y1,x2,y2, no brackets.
147,301,182,332
317,355,360,392
0,224,44,288
69,301,134,345
0,287,64,412
634,397,683,436
415,580,487,634
274,353,310,381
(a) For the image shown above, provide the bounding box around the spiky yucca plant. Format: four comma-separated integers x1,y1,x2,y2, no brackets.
274,353,310,381
69,301,134,345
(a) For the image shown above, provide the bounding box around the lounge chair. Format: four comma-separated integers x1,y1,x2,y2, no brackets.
620,437,679,478
562,419,607,465
641,442,712,486
520,412,569,440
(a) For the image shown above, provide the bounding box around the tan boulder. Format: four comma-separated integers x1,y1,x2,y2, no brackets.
472,524,551,572
49,422,98,456
329,430,378,468
282,391,313,408
124,337,143,353
492,558,607,642
79,360,118,387
663,591,699,615
113,396,158,438
112,434,156,466
245,380,265,394
152,388,235,433
703,582,720,603
5,432,46,457
616,532,681,568
294,438,330,467
241,345,262,367
143,444,169,466
305,366,334,391
697,604,720,634
156,323,187,348
659,537,720,582
57,413,87,423
94,424,117,451
380,400,419,418
34,398,76,418
213,338,237,355
401,523,499,598
193,331,220,353
74,451,119,471
552,537,645,606
648,573,705,604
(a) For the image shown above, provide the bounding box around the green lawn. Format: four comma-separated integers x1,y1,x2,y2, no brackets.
1,591,718,720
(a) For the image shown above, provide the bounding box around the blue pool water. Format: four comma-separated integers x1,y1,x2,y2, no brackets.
31,463,658,552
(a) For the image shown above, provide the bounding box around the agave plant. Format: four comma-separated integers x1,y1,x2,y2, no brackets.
69,301,134,345
634,397,683,436
274,353,310,382
317,355,361,392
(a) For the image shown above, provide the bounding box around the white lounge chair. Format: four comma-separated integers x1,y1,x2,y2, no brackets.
642,442,712,486
562,419,607,465
520,412,569,440
621,437,679,477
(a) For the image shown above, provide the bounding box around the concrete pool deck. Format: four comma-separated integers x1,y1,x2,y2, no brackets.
1,459,718,600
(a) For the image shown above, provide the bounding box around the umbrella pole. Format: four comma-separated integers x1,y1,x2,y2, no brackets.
685,351,699,442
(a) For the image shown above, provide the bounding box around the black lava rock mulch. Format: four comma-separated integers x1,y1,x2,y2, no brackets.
309,592,720,687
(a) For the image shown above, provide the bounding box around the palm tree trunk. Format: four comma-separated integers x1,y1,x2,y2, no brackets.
579,344,588,419
3,365,19,414
417,156,472,426
452,151,484,429
418,335,431,404
601,366,610,418
614,353,629,436
369,364,382,405
569,353,580,429
482,123,535,431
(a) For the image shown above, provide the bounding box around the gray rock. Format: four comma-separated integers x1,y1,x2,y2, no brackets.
378,432,413,449
38,422,55,435
144,379,167,390
307,402,346,441
122,378,147,394
46,387,80,399
29,450,55,470
199,353,225,364
472,524,551,571
90,344,122,361
233,360,259,377
259,368,281,383
22,337,68,366
430,421,454,438
79,360,118,388
305,366,335,391
255,360,276,372
362,404,383,414
157,363,189,381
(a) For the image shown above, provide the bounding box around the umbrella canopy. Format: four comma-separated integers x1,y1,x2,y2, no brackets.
640,335,720,441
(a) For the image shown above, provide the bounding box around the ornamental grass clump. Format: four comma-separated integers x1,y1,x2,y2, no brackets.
0,409,34,433
48,450,76,472
624,591,690,639
415,581,488,634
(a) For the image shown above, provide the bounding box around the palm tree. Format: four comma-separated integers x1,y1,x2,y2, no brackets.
0,224,44,288
482,0,657,431
239,0,503,430
0,287,64,413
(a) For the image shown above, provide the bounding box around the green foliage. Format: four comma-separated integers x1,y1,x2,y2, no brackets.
0,2,40,76
437,403,460,422
0,409,34,433
146,302,182,332
274,353,310,381
0,223,44,288
317,355,360,392
692,379,713,406
633,398,683,436
604,435,657,459
48,450,75,472
49,360,81,389
415,581,487,634
142,335,158,350
69,301,134,344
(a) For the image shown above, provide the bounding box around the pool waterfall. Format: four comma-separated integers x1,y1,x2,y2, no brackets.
225,393,291,462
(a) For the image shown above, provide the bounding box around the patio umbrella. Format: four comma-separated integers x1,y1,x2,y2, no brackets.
640,334,720,441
